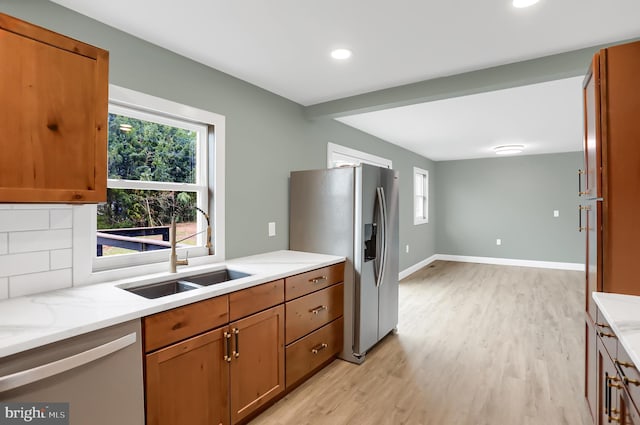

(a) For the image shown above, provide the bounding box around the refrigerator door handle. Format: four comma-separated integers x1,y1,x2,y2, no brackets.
376,187,388,288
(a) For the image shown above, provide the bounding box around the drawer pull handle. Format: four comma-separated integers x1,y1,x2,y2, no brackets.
233,328,240,359
595,322,610,329
224,331,232,363
309,276,328,284
625,377,640,386
616,360,636,369
310,305,328,315
311,343,328,354
599,331,617,339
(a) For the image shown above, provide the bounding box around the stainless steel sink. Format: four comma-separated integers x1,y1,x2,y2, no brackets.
124,280,201,299
185,269,251,286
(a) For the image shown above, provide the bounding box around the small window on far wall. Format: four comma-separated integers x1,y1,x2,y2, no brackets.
414,167,429,225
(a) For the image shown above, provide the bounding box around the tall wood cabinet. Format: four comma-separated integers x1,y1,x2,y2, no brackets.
581,40,640,424
0,13,108,203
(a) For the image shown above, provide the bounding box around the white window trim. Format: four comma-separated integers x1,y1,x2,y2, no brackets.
72,85,226,286
327,142,392,169
414,166,429,225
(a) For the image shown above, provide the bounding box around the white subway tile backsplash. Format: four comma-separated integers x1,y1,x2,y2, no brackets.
51,249,72,270
0,278,7,300
14,204,73,210
9,269,72,298
9,229,72,254
0,252,49,278
50,209,73,229
0,210,49,232
0,233,7,255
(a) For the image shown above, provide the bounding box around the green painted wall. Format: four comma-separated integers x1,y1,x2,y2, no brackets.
435,152,584,263
1,0,435,271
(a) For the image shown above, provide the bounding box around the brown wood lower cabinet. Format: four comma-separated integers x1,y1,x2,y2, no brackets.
145,326,230,425
142,263,344,425
286,317,343,388
230,305,285,424
142,262,345,424
593,305,640,425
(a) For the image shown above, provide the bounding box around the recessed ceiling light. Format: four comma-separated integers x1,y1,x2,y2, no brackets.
513,0,539,8
494,145,525,155
331,48,352,60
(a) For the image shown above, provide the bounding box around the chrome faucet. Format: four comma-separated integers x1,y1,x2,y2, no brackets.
169,207,212,273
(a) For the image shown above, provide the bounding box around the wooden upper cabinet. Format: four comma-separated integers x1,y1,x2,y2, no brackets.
0,13,108,203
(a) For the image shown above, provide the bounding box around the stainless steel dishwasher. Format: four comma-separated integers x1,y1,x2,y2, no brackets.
0,320,144,425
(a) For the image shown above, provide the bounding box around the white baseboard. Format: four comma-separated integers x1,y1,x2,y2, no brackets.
435,254,584,271
399,254,438,280
399,254,584,279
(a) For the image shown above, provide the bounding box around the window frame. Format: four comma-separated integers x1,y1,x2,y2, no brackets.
72,85,226,285
413,167,429,225
327,142,392,169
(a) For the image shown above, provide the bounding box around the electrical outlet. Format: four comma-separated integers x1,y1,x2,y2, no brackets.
405,245,409,253
496,238,502,246
553,210,560,217
268,222,276,237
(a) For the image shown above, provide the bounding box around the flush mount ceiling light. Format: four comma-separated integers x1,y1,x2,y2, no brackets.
513,0,539,8
494,144,525,155
331,48,352,60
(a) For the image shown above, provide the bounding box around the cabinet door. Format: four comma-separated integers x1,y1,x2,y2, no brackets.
582,54,602,320
583,54,602,200
598,337,622,425
0,13,108,203
145,326,230,425
229,305,284,424
586,317,597,423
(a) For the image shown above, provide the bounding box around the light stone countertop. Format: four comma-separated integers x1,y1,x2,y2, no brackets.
0,250,344,358
593,292,640,368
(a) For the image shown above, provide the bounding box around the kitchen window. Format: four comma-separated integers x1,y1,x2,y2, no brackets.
73,85,226,283
414,167,429,225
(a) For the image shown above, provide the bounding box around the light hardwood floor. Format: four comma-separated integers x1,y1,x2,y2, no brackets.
251,261,590,425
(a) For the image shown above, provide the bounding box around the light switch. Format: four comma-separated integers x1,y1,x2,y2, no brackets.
405,245,409,253
268,222,276,237
496,239,502,246
553,210,560,217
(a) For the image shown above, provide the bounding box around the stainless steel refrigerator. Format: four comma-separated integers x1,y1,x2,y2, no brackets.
289,164,399,364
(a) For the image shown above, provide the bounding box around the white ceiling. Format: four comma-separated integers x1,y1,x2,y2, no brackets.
50,0,640,160
337,76,584,161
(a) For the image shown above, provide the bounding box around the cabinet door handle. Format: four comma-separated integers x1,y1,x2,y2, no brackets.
578,169,589,196
605,374,610,415
578,205,590,232
224,331,232,363
625,377,640,386
233,328,240,359
596,322,611,329
311,343,328,354
309,305,328,315
599,331,617,339
615,360,635,369
0,333,136,392
309,276,328,284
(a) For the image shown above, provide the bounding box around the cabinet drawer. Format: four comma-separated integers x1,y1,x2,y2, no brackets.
596,308,618,359
229,279,284,322
143,295,229,352
285,263,344,301
617,342,640,412
285,283,343,344
286,317,343,388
